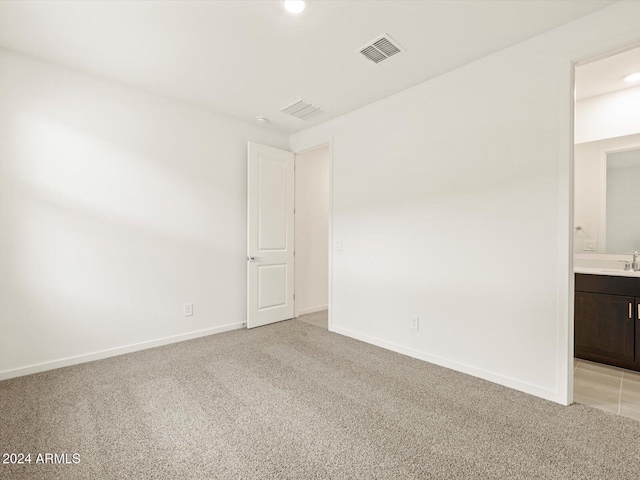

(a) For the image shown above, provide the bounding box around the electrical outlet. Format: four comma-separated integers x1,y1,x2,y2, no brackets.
410,314,419,331
184,304,193,317
583,240,596,251
334,239,343,251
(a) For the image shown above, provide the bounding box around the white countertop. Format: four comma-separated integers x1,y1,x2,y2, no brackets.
574,267,640,278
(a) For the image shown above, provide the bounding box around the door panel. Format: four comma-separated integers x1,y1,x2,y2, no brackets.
247,142,294,328
258,156,288,250
257,264,287,309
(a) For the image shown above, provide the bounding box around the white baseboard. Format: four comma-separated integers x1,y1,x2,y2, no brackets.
296,304,328,317
330,325,563,405
0,322,245,381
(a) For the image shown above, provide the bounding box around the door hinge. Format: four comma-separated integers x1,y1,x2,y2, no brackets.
293,293,295,300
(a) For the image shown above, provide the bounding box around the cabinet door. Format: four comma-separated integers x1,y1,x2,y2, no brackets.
636,298,640,364
575,292,634,361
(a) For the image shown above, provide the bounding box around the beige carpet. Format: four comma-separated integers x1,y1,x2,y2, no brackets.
1,320,640,479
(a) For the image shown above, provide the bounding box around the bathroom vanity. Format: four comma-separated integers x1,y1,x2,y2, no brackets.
575,269,640,371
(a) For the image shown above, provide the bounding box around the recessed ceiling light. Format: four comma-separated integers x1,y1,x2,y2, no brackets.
283,0,306,14
623,71,640,83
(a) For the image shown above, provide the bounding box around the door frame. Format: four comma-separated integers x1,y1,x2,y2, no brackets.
293,138,334,331
568,38,640,406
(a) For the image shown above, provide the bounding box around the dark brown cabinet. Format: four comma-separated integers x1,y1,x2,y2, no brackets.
575,273,640,371
575,292,634,361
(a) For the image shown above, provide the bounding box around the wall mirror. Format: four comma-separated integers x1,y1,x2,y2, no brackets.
574,138,640,255
604,147,640,253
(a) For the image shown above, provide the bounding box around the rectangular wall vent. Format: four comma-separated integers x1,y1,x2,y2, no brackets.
358,34,404,64
280,99,326,120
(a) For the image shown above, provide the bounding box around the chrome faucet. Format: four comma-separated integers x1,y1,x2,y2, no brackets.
633,251,640,272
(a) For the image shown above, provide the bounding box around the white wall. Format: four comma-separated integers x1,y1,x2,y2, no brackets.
294,146,329,316
574,141,601,253
575,85,640,144
0,48,288,379
291,1,640,404
574,133,640,253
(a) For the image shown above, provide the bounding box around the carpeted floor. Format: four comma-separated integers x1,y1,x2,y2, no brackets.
2,320,640,479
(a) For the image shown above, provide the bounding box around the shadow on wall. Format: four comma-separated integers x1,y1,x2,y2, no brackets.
1,112,239,369
0,49,288,373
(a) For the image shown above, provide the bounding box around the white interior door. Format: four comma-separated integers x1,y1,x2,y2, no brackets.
247,142,295,328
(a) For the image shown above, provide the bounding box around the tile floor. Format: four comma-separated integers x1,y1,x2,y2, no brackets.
574,358,640,421
297,309,328,329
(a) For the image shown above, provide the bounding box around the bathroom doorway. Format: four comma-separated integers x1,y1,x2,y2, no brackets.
572,43,640,419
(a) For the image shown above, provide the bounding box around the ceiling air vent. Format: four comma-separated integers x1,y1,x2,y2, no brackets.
358,34,404,64
280,99,326,121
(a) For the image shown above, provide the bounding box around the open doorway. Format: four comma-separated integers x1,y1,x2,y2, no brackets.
246,141,332,330
294,145,330,330
572,44,640,419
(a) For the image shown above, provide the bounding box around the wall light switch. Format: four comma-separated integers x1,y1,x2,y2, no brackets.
410,314,419,331
334,239,343,251
184,304,193,317
583,240,596,251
